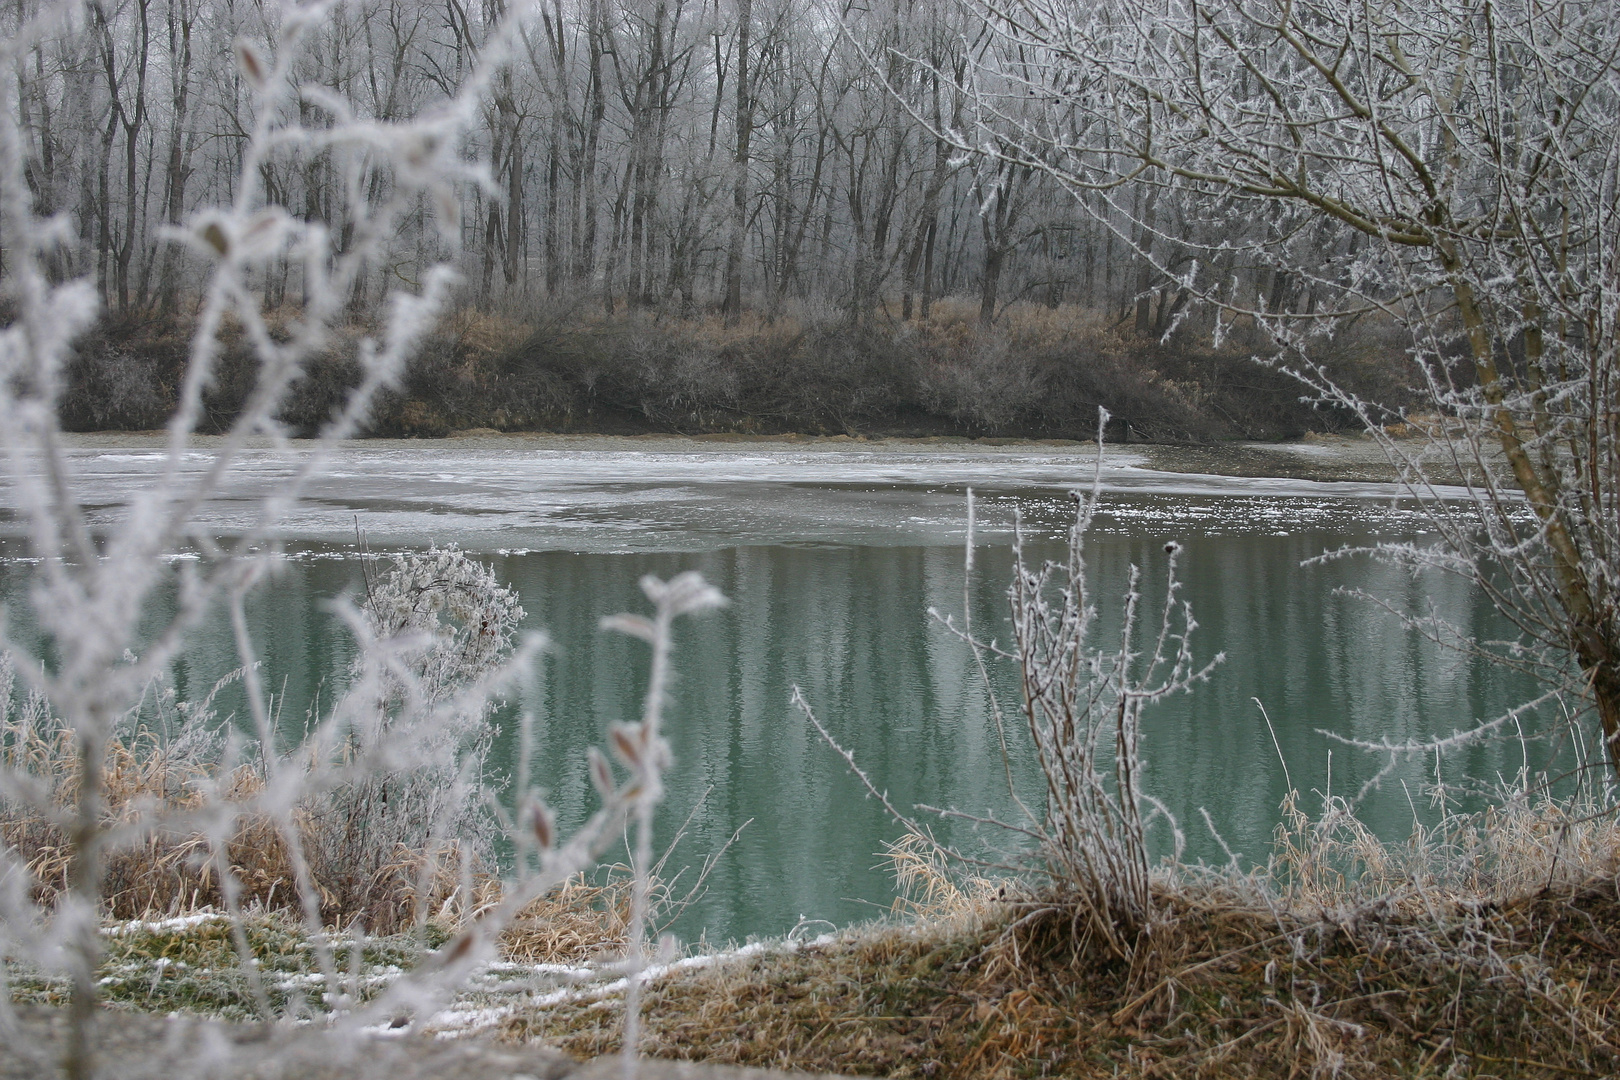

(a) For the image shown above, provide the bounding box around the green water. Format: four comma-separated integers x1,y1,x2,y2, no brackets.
480,533,1543,942
0,487,1558,944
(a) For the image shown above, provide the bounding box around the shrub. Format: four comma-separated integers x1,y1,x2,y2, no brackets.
60,300,1411,441
0,549,519,932
796,447,1220,962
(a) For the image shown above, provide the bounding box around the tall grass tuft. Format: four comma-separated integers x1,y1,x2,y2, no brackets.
928,434,1220,958
800,421,1220,961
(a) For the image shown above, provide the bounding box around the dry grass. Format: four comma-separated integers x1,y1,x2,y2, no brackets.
0,727,447,930
1,718,270,917
1,716,675,961
441,308,534,356
500,874,633,964
3,715,510,937
1264,788,1620,916
498,796,1620,1079
505,880,1620,1079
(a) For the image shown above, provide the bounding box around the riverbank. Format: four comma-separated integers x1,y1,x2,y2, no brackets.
9,861,1617,1079
63,306,1414,446
513,878,1620,1079
8,760,1616,1080
7,421,1546,1078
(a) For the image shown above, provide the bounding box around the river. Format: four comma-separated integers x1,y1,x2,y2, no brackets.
0,434,1555,943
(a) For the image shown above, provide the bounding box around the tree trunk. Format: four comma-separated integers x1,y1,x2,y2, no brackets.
979,241,1002,329
721,0,752,325
577,0,605,282
504,101,524,288
1132,188,1158,337
920,216,937,320
1447,256,1620,775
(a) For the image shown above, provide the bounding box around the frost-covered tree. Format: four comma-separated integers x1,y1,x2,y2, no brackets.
943,0,1620,771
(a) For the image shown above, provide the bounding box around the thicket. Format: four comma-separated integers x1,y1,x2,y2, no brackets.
4,548,547,934
58,303,1415,443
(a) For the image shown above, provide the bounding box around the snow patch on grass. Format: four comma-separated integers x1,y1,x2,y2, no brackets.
101,911,229,936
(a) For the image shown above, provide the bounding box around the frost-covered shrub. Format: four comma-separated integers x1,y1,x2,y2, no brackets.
360,546,525,711
799,444,1219,962
994,500,1216,955
914,472,1219,959
303,548,525,929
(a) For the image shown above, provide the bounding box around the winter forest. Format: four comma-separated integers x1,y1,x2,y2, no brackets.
10,0,1201,327
9,0,1445,447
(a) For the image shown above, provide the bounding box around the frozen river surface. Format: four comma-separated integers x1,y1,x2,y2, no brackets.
4,433,1445,552
0,434,1536,942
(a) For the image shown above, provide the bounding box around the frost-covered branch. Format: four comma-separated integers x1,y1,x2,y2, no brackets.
0,0,723,1075
936,0,1620,775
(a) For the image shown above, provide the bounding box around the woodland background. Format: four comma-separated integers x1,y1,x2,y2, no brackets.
10,0,1412,440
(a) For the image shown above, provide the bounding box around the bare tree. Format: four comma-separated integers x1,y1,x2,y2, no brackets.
941,0,1620,768
7,0,1127,327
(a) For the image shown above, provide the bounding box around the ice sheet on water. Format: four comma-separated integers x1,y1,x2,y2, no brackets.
0,438,1458,554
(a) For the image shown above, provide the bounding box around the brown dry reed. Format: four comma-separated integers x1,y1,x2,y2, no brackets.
1,704,464,933
0,664,658,954
0,716,666,960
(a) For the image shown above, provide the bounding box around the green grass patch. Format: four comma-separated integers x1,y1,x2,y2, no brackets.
8,912,454,1021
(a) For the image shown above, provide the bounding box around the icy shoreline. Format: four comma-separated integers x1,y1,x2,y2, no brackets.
53,428,1405,485
0,430,1462,554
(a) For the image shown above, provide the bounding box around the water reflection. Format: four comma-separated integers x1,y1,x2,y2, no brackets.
0,501,1554,944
